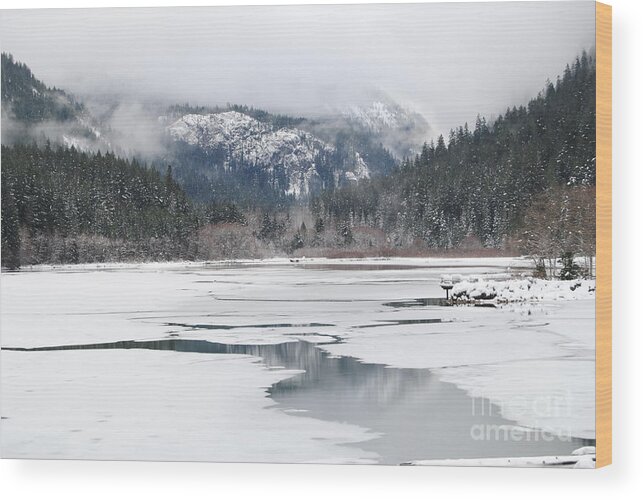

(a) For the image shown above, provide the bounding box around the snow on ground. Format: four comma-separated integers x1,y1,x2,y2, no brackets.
404,446,596,468
11,255,533,273
319,299,595,439
0,349,378,463
0,257,534,349
433,300,596,439
451,277,595,302
0,257,595,461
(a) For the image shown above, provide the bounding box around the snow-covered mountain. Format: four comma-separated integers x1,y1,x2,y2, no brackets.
167,111,369,198
342,99,430,158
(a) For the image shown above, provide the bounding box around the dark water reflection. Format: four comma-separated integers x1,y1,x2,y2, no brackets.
384,298,450,308
383,297,499,309
165,321,335,330
299,264,429,271
6,338,593,464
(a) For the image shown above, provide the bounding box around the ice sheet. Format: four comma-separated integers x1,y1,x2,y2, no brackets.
0,349,378,463
1,257,595,461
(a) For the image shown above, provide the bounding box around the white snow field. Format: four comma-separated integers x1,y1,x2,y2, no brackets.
0,257,595,464
404,445,596,468
1,350,378,463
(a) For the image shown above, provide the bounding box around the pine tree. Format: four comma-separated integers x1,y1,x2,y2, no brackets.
1,188,21,269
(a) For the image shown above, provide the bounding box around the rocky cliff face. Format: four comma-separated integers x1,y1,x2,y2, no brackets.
167,111,369,198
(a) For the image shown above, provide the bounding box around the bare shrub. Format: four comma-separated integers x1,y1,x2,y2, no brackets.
521,185,596,278
197,223,262,260
351,226,388,249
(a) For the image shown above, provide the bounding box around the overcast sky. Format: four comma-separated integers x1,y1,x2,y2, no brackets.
1,2,595,137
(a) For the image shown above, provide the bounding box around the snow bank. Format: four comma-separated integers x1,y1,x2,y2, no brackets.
404,446,595,468
451,277,596,302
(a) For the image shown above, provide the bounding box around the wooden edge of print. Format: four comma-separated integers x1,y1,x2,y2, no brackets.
596,1,612,469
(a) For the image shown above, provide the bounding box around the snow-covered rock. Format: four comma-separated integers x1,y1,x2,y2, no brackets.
345,101,403,132
167,111,369,198
451,277,596,303
572,446,596,456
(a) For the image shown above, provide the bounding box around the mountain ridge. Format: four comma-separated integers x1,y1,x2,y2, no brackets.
1,52,109,151
166,111,369,199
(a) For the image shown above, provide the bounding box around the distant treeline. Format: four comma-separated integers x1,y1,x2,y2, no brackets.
0,142,344,268
1,144,199,268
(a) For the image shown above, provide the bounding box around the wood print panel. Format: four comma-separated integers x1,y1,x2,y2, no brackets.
596,1,612,469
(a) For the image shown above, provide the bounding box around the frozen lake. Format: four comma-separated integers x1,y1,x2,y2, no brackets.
0,258,595,464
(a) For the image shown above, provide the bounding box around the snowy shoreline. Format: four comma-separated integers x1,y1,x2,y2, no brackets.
403,446,596,468
4,255,533,273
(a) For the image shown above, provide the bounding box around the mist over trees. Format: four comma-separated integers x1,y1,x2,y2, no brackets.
1,53,82,124
1,52,107,150
310,52,596,259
